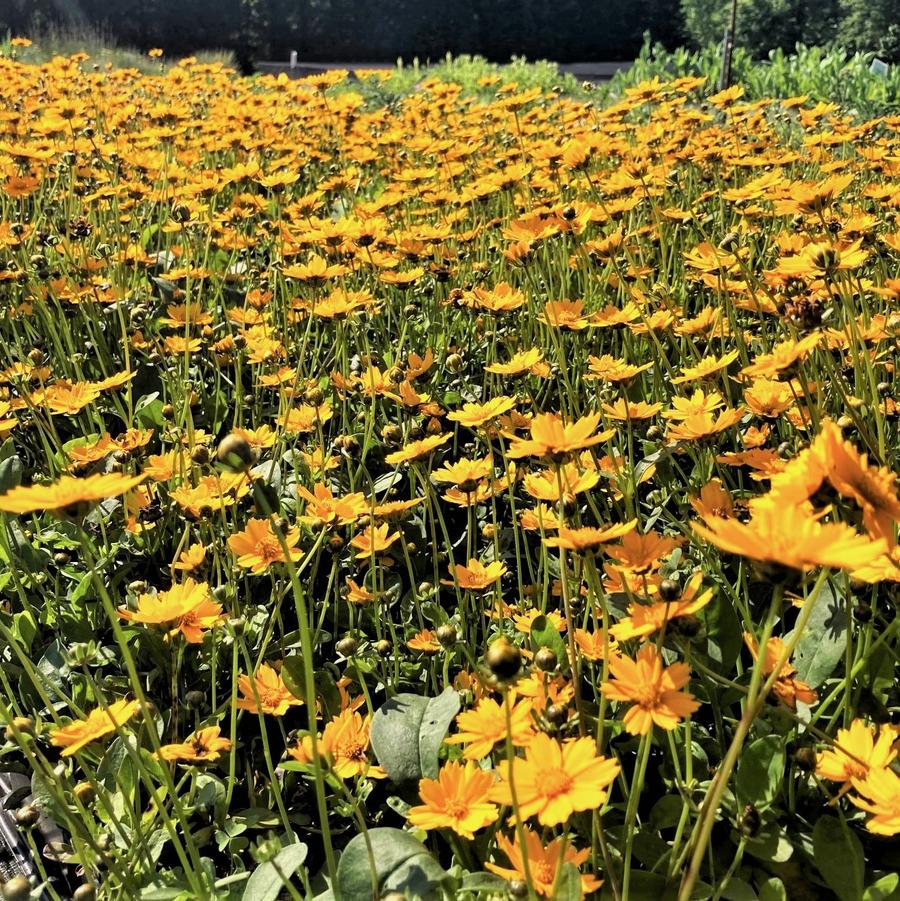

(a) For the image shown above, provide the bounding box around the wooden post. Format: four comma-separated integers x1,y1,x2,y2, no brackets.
719,0,739,90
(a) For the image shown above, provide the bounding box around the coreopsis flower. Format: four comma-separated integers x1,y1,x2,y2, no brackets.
693,498,886,572
236,664,303,715
172,543,206,573
447,396,517,427
119,578,223,643
610,573,713,641
816,720,897,789
407,760,499,839
602,398,663,421
490,733,620,826
443,558,506,590
431,456,495,487
666,408,744,442
573,629,619,661
739,333,821,380
506,412,614,461
157,726,232,763
690,479,734,519
600,645,700,734
486,829,601,898
512,607,567,635
297,483,369,526
774,239,868,278
50,699,140,757
0,472,145,515
350,523,400,558
743,633,817,709
403,625,442,653
812,420,900,542
542,520,637,553
319,709,381,779
444,696,536,760
384,433,451,464
485,348,547,377
228,518,303,574
849,767,900,836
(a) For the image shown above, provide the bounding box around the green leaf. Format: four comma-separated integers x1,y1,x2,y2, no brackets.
552,863,583,901
758,877,787,901
279,655,307,702
0,452,23,493
863,873,900,901
698,592,743,674
334,828,446,900
735,734,785,809
792,582,848,688
813,816,865,901
241,843,308,901
531,614,569,674
370,689,459,783
721,878,757,901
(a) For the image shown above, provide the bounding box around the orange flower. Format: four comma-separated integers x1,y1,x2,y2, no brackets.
228,518,303,574
743,633,817,709
601,645,700,734
49,700,140,757
236,664,303,716
384,433,451,465
444,697,536,760
443,558,506,590
318,709,381,779
350,523,400,558
407,629,441,653
119,578,223,643
157,726,232,763
447,396,516,427
490,733,620,826
0,472,145,515
486,828,601,898
506,412,614,461
407,760,499,838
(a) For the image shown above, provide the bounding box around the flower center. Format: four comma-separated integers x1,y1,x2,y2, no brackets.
444,799,469,819
540,767,574,798
254,536,283,563
532,860,555,885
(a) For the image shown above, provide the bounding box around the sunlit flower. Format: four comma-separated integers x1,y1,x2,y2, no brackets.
50,700,140,757
407,760,499,838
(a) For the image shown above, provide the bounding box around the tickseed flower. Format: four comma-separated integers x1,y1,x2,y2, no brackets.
490,733,620,826
542,520,637,552
172,542,206,573
506,412,615,461
119,578,223,643
693,499,886,572
407,629,441,653
816,719,897,789
444,696,536,760
447,396,517,427
600,645,700,734
350,523,400,558
49,700,141,757
288,709,382,779
157,726,232,763
743,633,817,709
384,433,451,464
849,767,900,836
486,828,602,898
407,760,499,838
442,558,507,590
0,472,144,515
228,518,303,573
235,664,303,715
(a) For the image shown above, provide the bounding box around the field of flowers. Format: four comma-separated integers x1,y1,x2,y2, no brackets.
1,50,900,901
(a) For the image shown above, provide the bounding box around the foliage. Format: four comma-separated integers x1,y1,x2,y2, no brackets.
1,47,900,901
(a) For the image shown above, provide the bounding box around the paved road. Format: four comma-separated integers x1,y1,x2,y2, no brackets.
255,60,631,83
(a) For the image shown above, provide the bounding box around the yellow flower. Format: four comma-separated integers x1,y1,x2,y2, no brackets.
850,766,900,836
490,733,620,826
119,579,223,643
228,518,303,574
0,473,145,515
50,700,140,757
236,664,303,716
444,697,536,760
407,760,499,838
817,719,897,787
157,726,232,763
442,558,506,590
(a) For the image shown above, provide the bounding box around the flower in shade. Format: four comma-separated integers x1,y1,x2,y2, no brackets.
444,697,536,760
600,645,700,734
743,632,817,709
157,726,232,763
235,664,303,715
49,699,140,757
0,472,145,515
490,733,620,826
228,518,303,574
486,828,602,898
407,760,499,838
